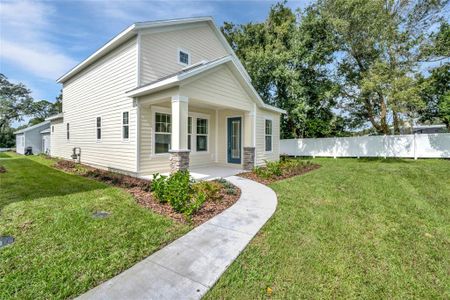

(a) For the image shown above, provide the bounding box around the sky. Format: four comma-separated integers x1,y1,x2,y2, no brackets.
0,0,311,109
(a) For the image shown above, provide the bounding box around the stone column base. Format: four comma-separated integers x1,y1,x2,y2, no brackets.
243,147,255,170
169,150,190,173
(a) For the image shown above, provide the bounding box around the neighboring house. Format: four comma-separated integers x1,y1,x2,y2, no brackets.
14,121,51,155
47,17,285,177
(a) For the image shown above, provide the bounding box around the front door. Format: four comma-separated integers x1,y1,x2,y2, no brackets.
227,117,242,164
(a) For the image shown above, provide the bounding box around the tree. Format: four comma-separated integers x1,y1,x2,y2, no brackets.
316,0,447,134
419,64,450,128
28,99,60,125
0,73,34,132
221,2,343,138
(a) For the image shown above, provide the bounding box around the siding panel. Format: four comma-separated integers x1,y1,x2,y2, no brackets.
52,39,138,173
140,24,228,85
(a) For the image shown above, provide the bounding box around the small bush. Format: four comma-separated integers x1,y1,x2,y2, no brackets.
266,160,282,177
193,181,222,201
151,170,207,219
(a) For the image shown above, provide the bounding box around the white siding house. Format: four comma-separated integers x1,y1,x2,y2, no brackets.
49,17,285,177
14,121,51,155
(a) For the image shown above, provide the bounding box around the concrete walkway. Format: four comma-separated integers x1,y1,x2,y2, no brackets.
77,176,277,300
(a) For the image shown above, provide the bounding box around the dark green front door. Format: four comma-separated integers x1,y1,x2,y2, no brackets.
227,117,242,164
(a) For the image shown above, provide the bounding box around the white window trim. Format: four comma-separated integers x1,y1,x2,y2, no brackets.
264,118,273,153
177,48,191,66
152,106,172,157
194,114,210,153
150,106,210,156
122,111,130,142
96,116,102,142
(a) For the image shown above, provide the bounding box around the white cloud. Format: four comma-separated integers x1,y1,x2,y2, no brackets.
0,0,77,80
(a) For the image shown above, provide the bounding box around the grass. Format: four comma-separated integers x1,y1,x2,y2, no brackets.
0,151,12,158
0,153,190,299
206,158,450,299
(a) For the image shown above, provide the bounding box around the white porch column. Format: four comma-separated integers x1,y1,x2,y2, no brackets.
169,95,189,172
243,107,256,170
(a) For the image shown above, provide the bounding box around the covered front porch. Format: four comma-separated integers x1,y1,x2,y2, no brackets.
134,91,256,177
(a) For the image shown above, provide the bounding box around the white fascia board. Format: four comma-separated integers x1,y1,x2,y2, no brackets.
134,16,213,30
126,77,180,97
14,121,50,134
207,20,252,82
57,24,137,83
45,113,64,121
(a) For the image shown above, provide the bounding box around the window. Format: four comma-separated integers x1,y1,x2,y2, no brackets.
178,49,190,65
96,117,101,140
51,126,54,133
196,118,208,152
66,123,70,140
155,112,171,154
187,116,192,150
122,112,129,139
265,119,272,152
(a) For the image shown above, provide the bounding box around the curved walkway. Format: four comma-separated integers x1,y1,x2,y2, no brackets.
77,176,277,300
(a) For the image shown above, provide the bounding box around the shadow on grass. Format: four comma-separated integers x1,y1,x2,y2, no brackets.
0,157,107,211
356,157,413,163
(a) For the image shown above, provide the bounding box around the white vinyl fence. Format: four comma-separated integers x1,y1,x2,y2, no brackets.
280,133,450,159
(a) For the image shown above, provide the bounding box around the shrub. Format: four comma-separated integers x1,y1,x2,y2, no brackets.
193,181,222,201
266,160,282,177
151,170,206,219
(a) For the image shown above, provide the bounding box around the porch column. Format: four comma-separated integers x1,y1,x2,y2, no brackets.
243,108,256,170
169,95,190,172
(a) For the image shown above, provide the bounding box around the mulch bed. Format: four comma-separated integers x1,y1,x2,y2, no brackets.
53,159,240,226
130,184,240,226
239,163,321,185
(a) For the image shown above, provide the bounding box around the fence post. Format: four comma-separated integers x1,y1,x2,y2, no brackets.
383,135,387,159
333,138,337,159
413,133,418,160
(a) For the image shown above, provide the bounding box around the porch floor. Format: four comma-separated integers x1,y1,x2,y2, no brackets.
140,164,243,181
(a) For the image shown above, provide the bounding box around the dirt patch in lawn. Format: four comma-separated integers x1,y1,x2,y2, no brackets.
239,163,321,185
0,165,6,173
53,159,240,225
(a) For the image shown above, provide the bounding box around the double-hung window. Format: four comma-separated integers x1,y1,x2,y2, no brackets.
196,118,208,152
66,123,70,140
155,112,171,154
187,116,192,150
265,119,272,152
96,117,101,140
122,112,129,139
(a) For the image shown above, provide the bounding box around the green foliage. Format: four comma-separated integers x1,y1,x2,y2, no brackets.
221,2,343,138
193,181,222,201
253,159,313,179
151,171,206,219
419,64,450,129
316,0,446,134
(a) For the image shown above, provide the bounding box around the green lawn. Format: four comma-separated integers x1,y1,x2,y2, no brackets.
0,153,190,299
206,158,450,299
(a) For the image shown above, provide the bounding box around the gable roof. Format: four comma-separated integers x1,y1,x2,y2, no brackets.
57,17,251,84
14,121,50,135
126,55,286,114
